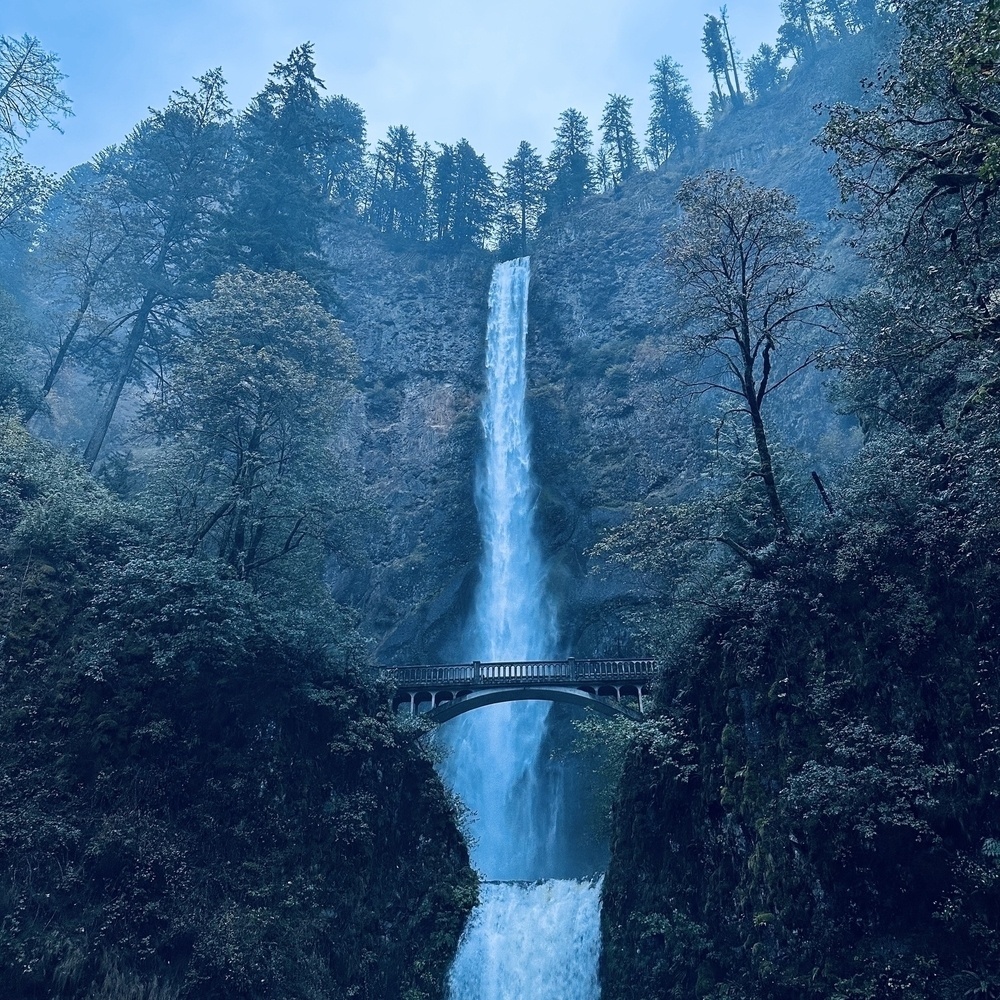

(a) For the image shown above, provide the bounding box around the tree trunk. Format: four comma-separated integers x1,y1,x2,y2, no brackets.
82,290,155,469
24,283,98,423
720,12,744,103
748,394,788,536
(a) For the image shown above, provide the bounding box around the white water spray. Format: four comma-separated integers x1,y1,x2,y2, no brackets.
440,258,602,1000
448,879,603,1000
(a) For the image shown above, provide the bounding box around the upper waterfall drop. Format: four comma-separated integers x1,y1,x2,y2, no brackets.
466,256,557,662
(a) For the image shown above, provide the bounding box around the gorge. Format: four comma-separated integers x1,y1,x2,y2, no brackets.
2,7,1000,999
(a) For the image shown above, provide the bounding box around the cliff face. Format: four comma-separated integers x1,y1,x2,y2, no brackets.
329,38,876,665
324,225,494,663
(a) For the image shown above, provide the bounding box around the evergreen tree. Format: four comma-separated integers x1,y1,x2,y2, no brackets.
81,69,233,468
600,94,641,189
746,43,787,102
718,7,744,103
416,140,436,237
498,140,547,255
594,146,613,192
818,0,858,37
646,56,700,167
228,44,331,279
544,108,593,218
432,138,496,247
702,12,743,111
368,125,427,240
778,0,818,62
317,94,368,211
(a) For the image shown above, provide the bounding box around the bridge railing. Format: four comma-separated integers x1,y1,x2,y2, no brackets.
385,658,657,688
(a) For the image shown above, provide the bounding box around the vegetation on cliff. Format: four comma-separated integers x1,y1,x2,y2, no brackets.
599,1,1000,996
0,419,476,999
0,41,478,996
4,0,1000,996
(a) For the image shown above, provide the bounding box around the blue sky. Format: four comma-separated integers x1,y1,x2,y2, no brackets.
8,0,783,175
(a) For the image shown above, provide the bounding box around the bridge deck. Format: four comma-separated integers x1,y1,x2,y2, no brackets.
385,657,656,690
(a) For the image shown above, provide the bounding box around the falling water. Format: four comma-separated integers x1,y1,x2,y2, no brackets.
448,879,603,999
440,258,602,1000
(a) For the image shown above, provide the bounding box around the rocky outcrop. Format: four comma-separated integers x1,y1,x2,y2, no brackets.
325,224,494,662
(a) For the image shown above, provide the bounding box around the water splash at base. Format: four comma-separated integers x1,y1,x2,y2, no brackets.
447,879,603,1000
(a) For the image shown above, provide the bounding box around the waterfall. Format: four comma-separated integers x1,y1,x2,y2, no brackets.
447,879,603,1000
439,258,602,1000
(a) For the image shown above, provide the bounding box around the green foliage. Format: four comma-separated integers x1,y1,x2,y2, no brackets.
0,292,36,413
142,267,360,590
544,108,594,218
367,124,429,241
0,34,66,248
0,423,476,999
601,9,1000,998
0,151,53,242
432,138,497,248
228,44,333,282
702,10,744,112
600,95,642,189
822,0,1000,249
497,140,547,256
646,57,701,168
317,94,368,210
745,45,788,102
602,503,1000,997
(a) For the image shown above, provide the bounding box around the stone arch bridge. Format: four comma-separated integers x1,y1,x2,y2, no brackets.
384,658,656,723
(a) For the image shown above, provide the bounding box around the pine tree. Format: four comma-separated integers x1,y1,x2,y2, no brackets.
778,0,818,62
545,108,593,218
702,12,743,111
369,125,426,239
499,140,547,254
718,6,744,103
600,94,641,189
433,139,496,247
228,44,331,279
595,146,613,192
317,95,367,211
646,57,700,167
746,44,787,102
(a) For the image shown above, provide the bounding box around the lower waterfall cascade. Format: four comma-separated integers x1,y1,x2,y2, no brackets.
447,879,603,1000
438,257,603,1000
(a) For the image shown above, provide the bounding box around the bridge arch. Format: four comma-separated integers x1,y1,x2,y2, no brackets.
427,685,634,723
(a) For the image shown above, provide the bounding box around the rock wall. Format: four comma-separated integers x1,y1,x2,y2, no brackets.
324,224,494,663
327,35,878,664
